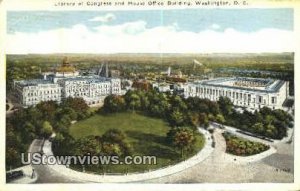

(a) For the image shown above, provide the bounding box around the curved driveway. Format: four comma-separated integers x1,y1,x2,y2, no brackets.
147,129,293,183
28,127,293,183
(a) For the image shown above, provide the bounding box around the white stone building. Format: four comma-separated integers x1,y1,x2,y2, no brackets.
14,76,122,107
184,77,289,110
14,57,122,108
14,79,62,106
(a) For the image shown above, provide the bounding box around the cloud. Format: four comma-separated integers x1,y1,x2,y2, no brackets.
94,20,147,36
210,24,221,30
6,21,294,54
89,13,116,23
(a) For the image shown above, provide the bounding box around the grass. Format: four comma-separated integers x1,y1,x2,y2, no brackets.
69,112,205,173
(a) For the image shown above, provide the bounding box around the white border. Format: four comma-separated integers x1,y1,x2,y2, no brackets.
0,0,299,190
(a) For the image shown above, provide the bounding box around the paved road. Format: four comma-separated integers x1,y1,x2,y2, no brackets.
146,129,293,183
30,128,214,183
27,128,293,183
28,139,82,183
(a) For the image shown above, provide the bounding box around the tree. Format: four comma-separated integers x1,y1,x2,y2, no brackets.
102,129,126,143
40,121,53,138
199,113,209,128
26,107,43,125
253,123,264,134
124,91,141,112
188,112,199,127
253,111,263,124
22,122,36,143
168,127,196,158
103,95,125,113
36,101,58,123
62,97,88,114
146,91,171,116
6,147,20,168
53,132,64,147
60,107,78,120
102,142,122,156
170,95,187,112
169,109,185,127
265,115,275,125
75,136,101,156
198,103,209,114
265,124,276,138
259,107,272,116
185,97,199,111
102,129,132,156
215,114,226,124
139,91,150,110
6,125,22,150
218,96,233,116
208,101,220,115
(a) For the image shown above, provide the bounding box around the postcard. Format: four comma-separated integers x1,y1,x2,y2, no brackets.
0,0,299,190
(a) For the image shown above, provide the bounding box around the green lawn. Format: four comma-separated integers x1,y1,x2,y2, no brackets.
69,112,205,173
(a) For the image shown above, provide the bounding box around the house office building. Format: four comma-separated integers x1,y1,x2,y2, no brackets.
184,77,289,110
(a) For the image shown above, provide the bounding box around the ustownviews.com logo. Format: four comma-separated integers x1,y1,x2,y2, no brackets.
21,153,157,165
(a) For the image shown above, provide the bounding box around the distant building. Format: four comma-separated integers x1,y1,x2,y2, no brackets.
132,80,152,91
152,82,173,93
184,77,289,110
14,58,122,107
110,70,121,78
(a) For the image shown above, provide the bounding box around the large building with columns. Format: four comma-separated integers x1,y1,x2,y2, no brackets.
184,77,289,110
14,58,122,107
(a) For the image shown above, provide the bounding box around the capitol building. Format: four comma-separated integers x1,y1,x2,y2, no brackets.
14,58,121,107
184,77,289,110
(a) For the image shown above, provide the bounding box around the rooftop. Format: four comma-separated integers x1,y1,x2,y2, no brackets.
15,79,54,87
55,75,114,84
192,77,285,93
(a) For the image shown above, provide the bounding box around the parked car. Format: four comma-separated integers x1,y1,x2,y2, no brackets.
6,170,24,182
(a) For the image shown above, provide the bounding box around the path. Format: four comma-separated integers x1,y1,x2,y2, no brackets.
21,126,293,183
146,128,293,183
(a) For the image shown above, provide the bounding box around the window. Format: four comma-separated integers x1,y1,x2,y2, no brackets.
258,96,262,103
271,97,276,104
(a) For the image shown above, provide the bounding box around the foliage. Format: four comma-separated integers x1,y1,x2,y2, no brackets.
41,121,53,138
74,135,101,156
225,106,292,139
101,128,132,156
218,97,233,116
222,132,270,156
69,112,205,173
61,97,89,116
166,127,196,158
103,95,126,113
102,89,292,140
6,97,92,169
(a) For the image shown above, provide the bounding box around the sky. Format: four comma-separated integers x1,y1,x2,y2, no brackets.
6,9,294,54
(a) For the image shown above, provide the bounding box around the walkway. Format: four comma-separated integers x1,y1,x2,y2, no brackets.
37,128,214,183
147,129,293,183
24,125,293,183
